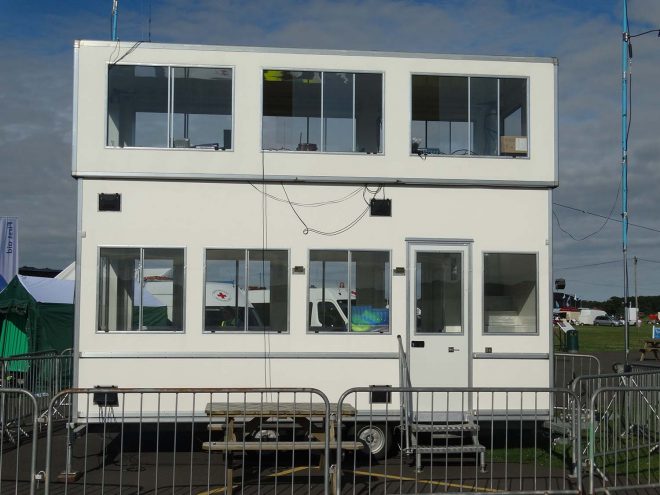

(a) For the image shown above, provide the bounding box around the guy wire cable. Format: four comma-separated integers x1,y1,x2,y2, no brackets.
260,149,272,391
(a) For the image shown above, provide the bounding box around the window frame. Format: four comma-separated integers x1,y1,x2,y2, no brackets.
481,251,539,336
202,248,291,334
410,73,530,159
261,68,385,155
306,248,392,335
105,62,235,151
95,245,187,334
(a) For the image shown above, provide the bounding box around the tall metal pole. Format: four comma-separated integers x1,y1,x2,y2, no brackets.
111,0,119,41
622,0,630,364
634,256,639,325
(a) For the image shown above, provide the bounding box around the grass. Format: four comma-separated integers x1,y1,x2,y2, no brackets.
555,324,653,353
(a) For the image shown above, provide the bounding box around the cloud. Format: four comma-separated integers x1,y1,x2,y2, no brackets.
1,0,660,299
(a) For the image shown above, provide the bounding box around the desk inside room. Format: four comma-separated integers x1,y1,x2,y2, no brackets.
202,402,362,495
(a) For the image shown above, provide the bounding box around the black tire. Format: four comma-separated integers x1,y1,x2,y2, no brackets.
354,423,393,460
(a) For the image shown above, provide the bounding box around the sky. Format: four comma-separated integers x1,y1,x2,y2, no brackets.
1,0,659,301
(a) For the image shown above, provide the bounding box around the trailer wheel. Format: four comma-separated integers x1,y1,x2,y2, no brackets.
355,423,392,460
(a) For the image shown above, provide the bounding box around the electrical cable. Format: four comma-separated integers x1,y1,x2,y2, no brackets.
552,179,620,241
553,201,660,235
281,184,379,236
555,260,621,270
249,183,363,207
260,150,272,391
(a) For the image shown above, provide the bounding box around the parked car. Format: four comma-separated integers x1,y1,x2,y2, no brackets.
593,315,621,327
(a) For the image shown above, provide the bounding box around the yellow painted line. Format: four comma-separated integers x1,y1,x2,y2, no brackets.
197,466,312,495
268,466,311,477
197,484,238,495
347,469,501,493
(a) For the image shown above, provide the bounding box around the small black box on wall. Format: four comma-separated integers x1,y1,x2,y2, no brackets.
369,385,392,404
370,198,391,217
99,193,121,212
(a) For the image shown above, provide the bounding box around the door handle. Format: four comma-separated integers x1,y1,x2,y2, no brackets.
448,347,460,352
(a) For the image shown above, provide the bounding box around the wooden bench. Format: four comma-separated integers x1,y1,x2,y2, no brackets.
203,401,361,495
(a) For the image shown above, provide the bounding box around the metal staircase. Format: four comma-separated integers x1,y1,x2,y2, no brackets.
397,336,487,472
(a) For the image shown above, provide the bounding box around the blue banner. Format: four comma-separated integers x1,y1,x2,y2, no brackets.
0,217,18,290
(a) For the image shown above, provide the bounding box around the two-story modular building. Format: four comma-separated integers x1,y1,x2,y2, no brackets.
71,40,557,423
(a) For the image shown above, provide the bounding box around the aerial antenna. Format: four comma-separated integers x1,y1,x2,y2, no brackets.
621,0,630,365
111,0,119,41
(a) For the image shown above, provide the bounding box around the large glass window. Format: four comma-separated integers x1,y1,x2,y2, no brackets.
483,253,537,334
411,75,528,157
308,250,389,333
205,249,288,332
263,71,382,153
97,248,184,332
107,65,232,149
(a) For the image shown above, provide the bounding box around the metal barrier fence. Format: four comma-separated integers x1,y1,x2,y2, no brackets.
0,389,39,495
337,387,581,495
554,353,601,390
0,350,73,425
588,386,660,494
44,388,333,495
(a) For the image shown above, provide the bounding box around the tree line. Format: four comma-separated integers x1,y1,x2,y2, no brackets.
580,295,660,318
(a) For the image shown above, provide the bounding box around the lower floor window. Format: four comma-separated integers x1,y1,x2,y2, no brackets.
483,253,537,333
308,250,390,333
205,249,289,332
98,248,184,332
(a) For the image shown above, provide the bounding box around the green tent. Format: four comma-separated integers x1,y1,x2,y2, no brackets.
0,275,74,357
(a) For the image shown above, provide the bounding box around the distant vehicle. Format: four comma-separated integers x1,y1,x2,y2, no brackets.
593,315,621,327
579,308,607,325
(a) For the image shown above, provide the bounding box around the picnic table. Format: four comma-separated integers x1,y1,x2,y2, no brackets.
639,339,660,361
201,402,362,494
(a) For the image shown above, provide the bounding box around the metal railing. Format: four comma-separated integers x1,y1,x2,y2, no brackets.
44,388,332,495
0,350,73,424
337,386,581,494
397,335,412,455
0,389,39,495
554,353,601,390
588,386,660,494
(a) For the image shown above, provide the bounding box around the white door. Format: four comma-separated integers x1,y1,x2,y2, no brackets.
407,241,470,417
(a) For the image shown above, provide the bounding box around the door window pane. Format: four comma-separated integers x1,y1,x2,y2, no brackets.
415,252,463,334
483,253,537,333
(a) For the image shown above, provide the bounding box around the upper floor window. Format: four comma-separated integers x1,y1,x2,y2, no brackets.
97,247,185,332
308,250,390,333
262,70,383,153
204,249,289,333
411,75,527,157
107,65,233,150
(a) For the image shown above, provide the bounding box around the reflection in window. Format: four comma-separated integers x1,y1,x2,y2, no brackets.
308,250,389,333
97,247,184,332
411,75,527,157
415,252,463,334
107,65,232,149
483,253,537,333
205,249,288,332
263,70,382,153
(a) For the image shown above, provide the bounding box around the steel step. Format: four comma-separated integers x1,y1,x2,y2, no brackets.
410,423,479,433
416,444,486,455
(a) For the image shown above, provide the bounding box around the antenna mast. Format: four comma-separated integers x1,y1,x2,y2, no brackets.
621,0,630,365
111,0,119,41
